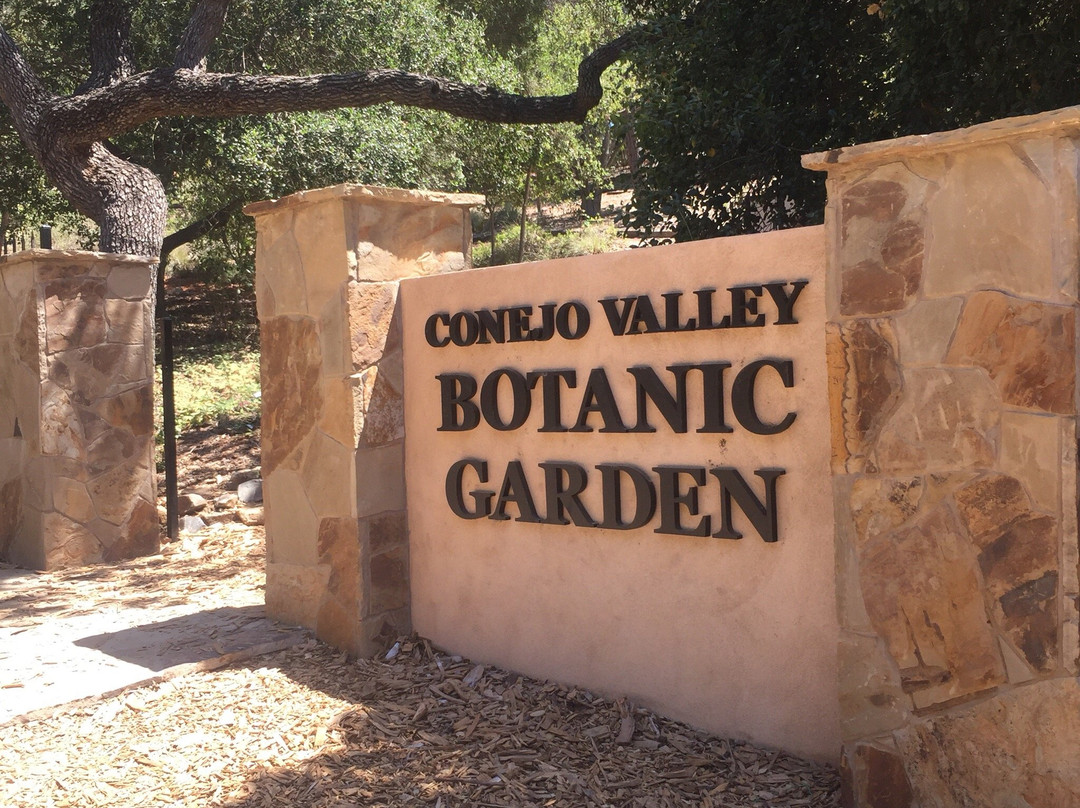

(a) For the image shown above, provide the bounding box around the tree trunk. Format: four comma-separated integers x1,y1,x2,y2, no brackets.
518,169,533,264
625,121,640,177
43,141,168,257
582,188,602,218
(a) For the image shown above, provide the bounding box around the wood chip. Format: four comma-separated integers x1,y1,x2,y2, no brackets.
0,491,839,807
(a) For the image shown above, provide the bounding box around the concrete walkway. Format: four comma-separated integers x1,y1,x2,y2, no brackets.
0,530,309,725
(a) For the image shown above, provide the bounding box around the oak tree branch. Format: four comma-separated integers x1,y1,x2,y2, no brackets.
174,0,232,71
46,28,642,144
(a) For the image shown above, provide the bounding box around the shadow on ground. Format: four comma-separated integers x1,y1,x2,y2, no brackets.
215,641,841,808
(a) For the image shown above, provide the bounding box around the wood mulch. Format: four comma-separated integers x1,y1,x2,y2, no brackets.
0,636,839,807
1,422,840,806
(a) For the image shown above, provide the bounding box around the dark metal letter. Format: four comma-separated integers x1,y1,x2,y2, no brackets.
653,465,710,536
479,368,531,431
491,460,542,522
709,467,785,542
437,373,481,431
597,464,656,530
424,312,451,347
539,461,597,527
731,359,797,435
445,458,493,519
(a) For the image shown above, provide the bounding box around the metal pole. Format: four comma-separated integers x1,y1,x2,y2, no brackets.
161,317,179,541
39,225,51,249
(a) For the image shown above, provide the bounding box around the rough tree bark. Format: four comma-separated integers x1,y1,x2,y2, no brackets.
0,0,640,257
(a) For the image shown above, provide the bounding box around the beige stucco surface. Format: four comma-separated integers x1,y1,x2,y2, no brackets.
401,226,838,762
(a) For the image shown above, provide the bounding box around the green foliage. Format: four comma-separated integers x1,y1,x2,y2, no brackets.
472,218,624,266
449,0,547,53
157,351,262,432
878,0,1080,132
624,0,1080,242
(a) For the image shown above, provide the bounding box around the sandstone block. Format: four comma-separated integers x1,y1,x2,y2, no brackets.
292,198,348,313
87,459,154,526
897,677,1080,807
368,510,406,555
43,276,107,353
347,200,468,281
841,179,907,225
998,411,1060,513
925,143,1057,299
256,221,308,317
53,476,95,523
39,381,84,460
102,497,160,561
838,632,911,741
859,504,1004,702
318,294,349,377
104,298,146,344
0,477,22,557
946,291,1075,414
106,265,151,300
348,281,399,371
839,221,923,316
355,442,405,518
997,570,1058,672
266,562,330,629
831,319,904,472
99,384,154,437
871,368,999,474
263,469,320,566
318,377,356,449
42,512,103,568
13,288,40,371
893,297,963,366
953,473,1031,543
315,594,362,655
356,365,404,447
845,743,915,808
976,513,1057,596
317,516,360,606
260,315,322,474
300,431,354,517
368,545,409,615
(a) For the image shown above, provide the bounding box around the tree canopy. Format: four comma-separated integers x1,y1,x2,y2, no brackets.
623,0,1080,242
0,0,637,259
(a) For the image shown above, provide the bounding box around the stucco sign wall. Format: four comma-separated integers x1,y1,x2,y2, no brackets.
401,225,838,761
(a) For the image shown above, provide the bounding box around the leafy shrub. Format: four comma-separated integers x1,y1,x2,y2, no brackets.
472,220,624,267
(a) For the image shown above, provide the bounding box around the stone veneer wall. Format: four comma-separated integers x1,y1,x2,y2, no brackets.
246,184,481,656
806,108,1080,806
0,250,158,570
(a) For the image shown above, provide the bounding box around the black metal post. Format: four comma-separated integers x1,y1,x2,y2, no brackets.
39,225,51,250
161,317,179,541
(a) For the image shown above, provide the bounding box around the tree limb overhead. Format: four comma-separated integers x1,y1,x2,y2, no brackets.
45,27,642,144
174,0,232,71
78,0,137,93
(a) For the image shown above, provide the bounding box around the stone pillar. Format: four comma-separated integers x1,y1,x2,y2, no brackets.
247,184,481,656
0,250,158,570
805,108,1080,804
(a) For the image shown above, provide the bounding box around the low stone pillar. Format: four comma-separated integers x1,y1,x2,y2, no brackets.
805,108,1080,804
0,250,158,570
247,184,481,655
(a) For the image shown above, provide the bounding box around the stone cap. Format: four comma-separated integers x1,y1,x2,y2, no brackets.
244,183,486,218
803,104,1080,173
0,249,156,271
